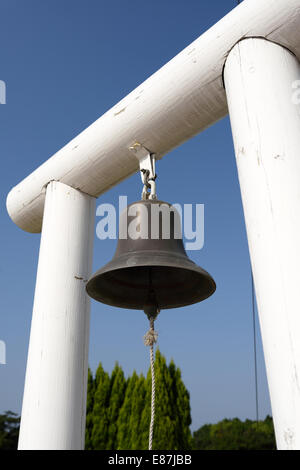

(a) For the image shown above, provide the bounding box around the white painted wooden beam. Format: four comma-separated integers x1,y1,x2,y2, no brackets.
18,181,95,450
224,38,300,450
7,0,300,233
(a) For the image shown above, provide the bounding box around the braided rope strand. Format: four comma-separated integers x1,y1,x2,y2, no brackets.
143,316,158,450
149,339,155,450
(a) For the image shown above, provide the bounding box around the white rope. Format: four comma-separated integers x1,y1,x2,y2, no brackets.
143,316,158,450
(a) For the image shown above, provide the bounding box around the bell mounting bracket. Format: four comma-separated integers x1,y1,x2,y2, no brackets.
129,142,157,200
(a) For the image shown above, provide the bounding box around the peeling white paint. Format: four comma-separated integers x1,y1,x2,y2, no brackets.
18,182,95,450
225,38,300,450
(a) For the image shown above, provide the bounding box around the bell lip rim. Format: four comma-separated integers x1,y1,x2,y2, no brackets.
86,250,216,310
86,289,216,311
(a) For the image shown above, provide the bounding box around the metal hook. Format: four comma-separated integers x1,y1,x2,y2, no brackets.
129,142,157,200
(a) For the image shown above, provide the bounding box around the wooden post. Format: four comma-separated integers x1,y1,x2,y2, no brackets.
18,181,95,450
224,38,300,450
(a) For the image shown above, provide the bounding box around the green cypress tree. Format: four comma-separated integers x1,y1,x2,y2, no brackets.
88,352,192,450
106,362,126,449
85,368,95,450
140,363,153,449
91,363,111,449
140,349,172,449
116,371,139,449
153,349,178,449
128,373,147,449
170,360,192,449
140,349,192,450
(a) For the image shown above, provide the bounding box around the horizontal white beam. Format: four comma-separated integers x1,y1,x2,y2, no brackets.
7,0,300,232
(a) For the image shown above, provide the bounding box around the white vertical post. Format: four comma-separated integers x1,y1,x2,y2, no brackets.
18,181,95,450
224,38,300,450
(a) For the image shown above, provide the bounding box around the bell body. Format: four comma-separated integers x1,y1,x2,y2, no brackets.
86,200,216,311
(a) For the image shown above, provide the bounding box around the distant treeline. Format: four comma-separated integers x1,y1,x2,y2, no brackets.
0,352,276,450
193,416,276,450
0,411,20,450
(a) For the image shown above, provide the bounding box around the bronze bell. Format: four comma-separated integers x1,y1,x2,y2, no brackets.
86,199,216,312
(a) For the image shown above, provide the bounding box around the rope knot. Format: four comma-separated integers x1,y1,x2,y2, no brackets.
143,327,158,346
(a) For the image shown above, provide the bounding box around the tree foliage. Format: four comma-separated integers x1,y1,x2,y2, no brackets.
0,411,20,450
116,371,139,449
139,350,192,450
90,363,111,449
0,361,277,451
85,368,95,450
106,362,126,449
86,350,192,450
192,416,276,450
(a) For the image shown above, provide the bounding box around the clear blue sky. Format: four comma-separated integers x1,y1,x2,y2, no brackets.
0,0,272,431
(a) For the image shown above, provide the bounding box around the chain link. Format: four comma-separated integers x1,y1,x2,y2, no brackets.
141,169,157,200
